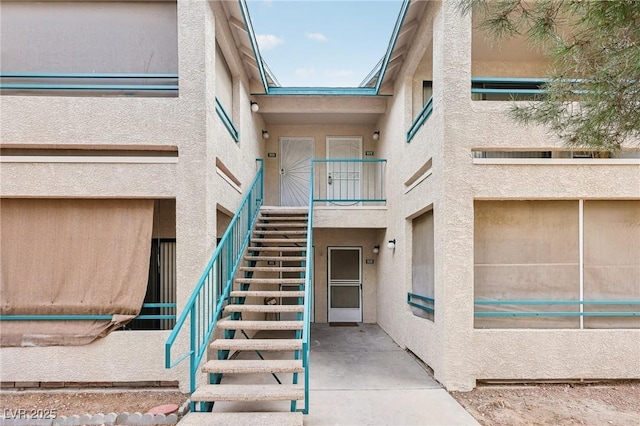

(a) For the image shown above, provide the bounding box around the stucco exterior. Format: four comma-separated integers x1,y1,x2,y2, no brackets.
1,0,638,393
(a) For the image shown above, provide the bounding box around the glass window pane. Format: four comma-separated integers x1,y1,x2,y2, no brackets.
331,286,360,309
330,249,360,280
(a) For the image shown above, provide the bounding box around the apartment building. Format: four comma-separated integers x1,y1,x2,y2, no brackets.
1,0,638,417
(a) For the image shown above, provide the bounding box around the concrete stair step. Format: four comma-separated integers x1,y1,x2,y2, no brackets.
247,246,306,252
202,359,304,374
256,223,308,228
235,278,305,285
209,338,302,351
224,304,304,314
260,207,308,214
251,238,307,244
239,266,305,272
253,230,307,235
243,256,306,262
217,319,303,330
192,384,304,402
231,290,305,298
258,216,308,222
178,412,303,426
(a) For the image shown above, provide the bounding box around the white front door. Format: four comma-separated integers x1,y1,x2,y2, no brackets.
280,137,314,206
326,137,362,203
328,247,362,322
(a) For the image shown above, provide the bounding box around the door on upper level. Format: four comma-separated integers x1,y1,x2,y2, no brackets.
326,137,362,204
280,137,314,207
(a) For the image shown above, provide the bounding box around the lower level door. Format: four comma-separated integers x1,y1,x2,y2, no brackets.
328,247,362,322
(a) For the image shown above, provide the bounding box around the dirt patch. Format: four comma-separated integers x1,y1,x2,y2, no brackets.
0,390,188,417
450,382,640,426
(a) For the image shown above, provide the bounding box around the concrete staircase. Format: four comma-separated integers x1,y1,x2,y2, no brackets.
179,207,309,426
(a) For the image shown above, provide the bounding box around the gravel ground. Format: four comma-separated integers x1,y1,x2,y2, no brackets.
450,382,640,426
0,390,188,418
1,384,638,425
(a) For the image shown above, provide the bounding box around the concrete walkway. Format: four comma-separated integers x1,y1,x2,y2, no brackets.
304,323,478,425
212,323,478,425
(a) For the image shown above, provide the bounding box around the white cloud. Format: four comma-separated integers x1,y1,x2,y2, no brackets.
305,32,328,42
324,69,356,78
295,68,316,77
256,34,284,51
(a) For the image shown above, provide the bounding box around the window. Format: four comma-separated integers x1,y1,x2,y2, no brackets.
411,209,435,320
422,81,433,105
474,200,640,329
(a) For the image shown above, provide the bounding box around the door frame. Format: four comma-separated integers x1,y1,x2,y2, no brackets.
327,246,363,323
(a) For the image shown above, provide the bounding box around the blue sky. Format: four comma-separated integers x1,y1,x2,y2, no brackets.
246,0,403,87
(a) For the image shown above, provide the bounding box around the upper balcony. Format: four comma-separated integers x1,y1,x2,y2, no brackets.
311,158,387,229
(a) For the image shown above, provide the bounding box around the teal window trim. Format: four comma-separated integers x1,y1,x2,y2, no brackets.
407,96,433,142
0,73,179,92
265,87,380,96
215,97,239,142
407,292,434,314
475,299,640,317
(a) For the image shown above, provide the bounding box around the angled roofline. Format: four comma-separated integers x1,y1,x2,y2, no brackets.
374,0,411,93
238,0,269,93
238,0,411,96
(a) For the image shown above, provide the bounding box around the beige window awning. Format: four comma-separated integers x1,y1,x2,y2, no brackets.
1,198,154,346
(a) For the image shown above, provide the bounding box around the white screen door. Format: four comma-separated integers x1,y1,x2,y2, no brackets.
328,247,362,322
280,137,314,206
326,137,362,203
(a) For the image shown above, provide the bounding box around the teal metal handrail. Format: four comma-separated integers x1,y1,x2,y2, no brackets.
215,97,239,142
475,299,640,317
0,73,178,92
407,96,433,142
0,303,176,321
165,160,264,394
312,158,386,204
407,293,434,314
298,160,314,414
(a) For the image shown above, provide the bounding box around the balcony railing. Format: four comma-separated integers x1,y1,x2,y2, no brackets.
312,159,386,204
0,73,178,96
471,77,545,101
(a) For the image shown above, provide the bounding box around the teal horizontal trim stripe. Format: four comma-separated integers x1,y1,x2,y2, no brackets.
475,312,640,317
475,300,640,305
312,158,386,163
314,199,386,203
471,77,548,84
471,88,543,95
265,87,379,96
136,315,176,320
0,315,112,321
142,303,176,308
215,97,239,142
1,84,178,91
1,73,178,79
407,96,434,142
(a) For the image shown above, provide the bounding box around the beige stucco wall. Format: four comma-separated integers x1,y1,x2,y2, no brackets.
372,0,640,391
311,229,382,324
0,0,266,391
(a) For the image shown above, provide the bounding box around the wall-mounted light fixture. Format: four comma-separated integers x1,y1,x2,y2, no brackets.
387,239,396,250
262,130,270,140
373,245,380,255
250,101,259,112
373,131,380,141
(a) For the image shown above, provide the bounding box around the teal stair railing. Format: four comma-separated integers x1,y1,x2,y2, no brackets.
407,96,434,142
165,159,264,395
298,162,315,414
312,158,386,204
